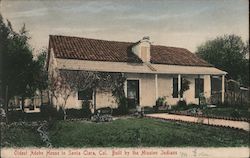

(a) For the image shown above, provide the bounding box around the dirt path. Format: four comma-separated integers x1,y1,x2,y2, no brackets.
146,113,249,131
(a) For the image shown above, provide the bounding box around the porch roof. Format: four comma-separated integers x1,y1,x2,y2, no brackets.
56,58,227,75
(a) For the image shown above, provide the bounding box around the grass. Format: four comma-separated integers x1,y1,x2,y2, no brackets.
203,107,250,119
48,118,249,147
0,122,44,147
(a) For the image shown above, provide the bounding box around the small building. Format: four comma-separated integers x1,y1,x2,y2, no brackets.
46,35,226,109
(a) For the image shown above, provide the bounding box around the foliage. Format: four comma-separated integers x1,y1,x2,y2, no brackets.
203,107,249,119
116,96,128,115
156,96,166,106
40,104,59,119
0,122,44,147
81,100,92,118
177,100,187,107
230,110,241,118
33,49,48,92
179,78,190,98
1,15,34,99
196,34,249,86
199,93,206,105
49,70,127,118
0,14,47,115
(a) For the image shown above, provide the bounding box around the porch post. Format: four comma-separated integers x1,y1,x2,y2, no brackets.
221,75,225,103
178,74,181,99
155,74,158,100
124,80,127,97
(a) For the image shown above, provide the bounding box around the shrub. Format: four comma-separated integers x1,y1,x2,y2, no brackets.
97,107,112,115
117,96,128,115
82,100,92,118
156,97,166,106
177,100,187,107
66,109,83,119
230,110,241,118
172,100,188,111
40,104,58,119
7,110,25,122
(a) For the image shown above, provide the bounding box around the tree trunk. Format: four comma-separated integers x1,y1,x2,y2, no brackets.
40,90,43,106
5,85,9,123
63,108,67,120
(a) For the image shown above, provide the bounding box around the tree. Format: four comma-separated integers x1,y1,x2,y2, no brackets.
49,70,126,120
0,14,38,112
196,34,249,86
179,78,190,99
33,49,48,104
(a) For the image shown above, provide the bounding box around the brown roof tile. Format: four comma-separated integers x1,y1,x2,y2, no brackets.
49,35,212,67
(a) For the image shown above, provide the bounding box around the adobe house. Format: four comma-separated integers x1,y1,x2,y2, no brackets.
46,35,226,109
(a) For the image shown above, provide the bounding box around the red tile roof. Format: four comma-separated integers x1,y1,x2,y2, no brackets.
49,35,212,67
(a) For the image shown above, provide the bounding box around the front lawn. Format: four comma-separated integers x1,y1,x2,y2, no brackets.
0,122,44,147
49,118,249,147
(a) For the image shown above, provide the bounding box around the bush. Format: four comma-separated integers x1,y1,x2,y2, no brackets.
7,110,25,122
177,100,187,107
96,107,112,115
40,104,59,119
82,100,92,118
117,97,128,115
155,97,167,111
65,109,83,119
230,110,241,118
172,100,187,111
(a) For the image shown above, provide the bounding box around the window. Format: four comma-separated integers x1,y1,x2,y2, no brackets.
172,77,178,98
195,78,204,98
78,89,93,100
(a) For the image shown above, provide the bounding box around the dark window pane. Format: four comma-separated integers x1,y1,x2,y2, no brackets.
173,77,178,98
78,89,93,100
211,76,222,94
195,78,204,98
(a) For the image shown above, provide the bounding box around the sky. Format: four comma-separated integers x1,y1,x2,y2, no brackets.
0,0,249,56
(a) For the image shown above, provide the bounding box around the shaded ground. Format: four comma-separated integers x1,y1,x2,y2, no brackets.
49,118,249,147
0,122,44,147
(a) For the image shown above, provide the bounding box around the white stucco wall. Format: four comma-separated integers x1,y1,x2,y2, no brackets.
96,89,117,109
57,73,212,109
125,73,156,107
53,89,117,110
157,74,211,105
